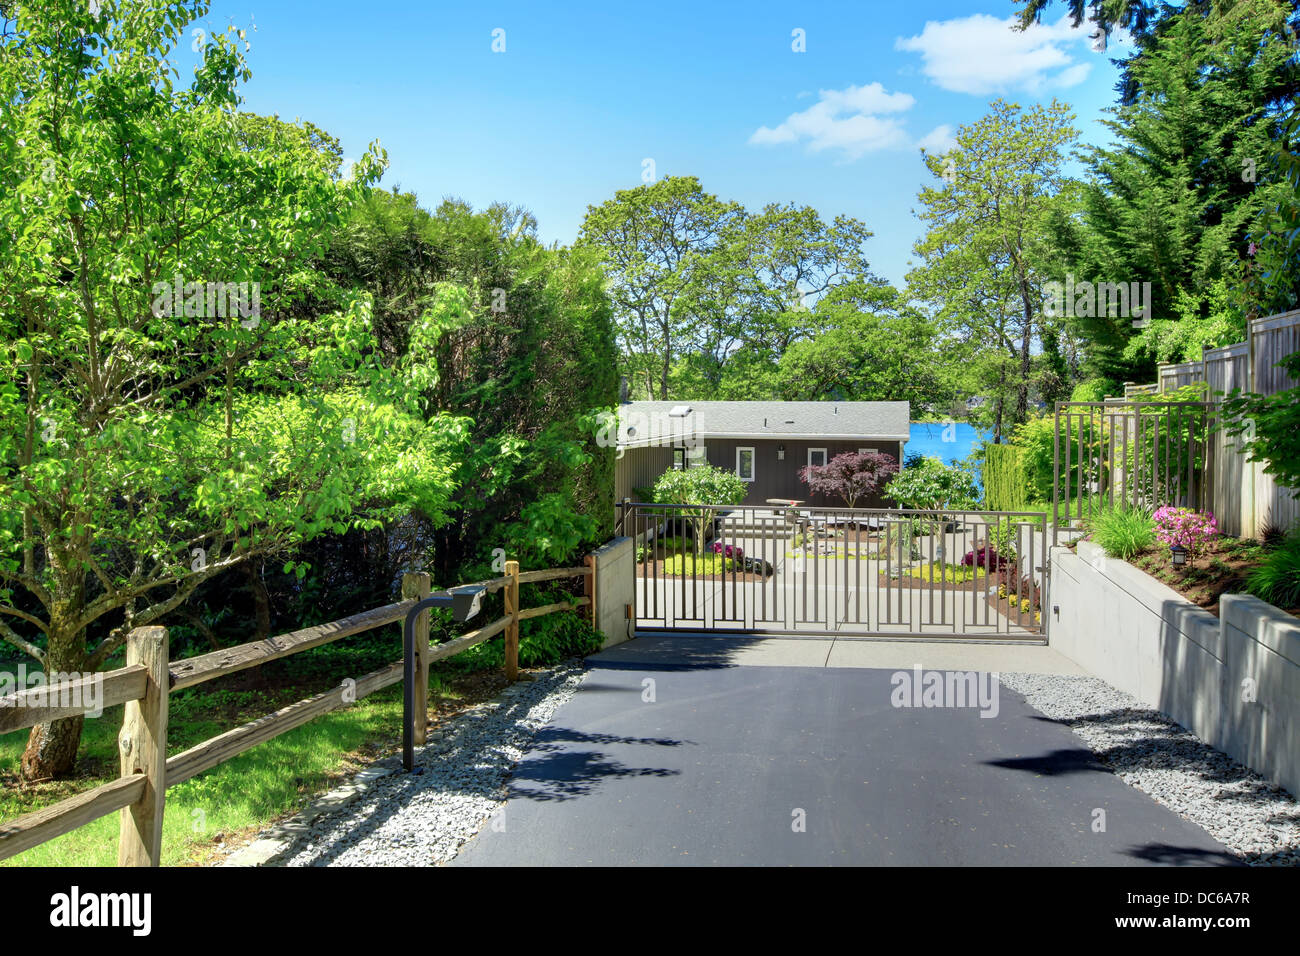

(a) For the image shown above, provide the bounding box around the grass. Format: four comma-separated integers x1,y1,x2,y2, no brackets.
1245,532,1300,609
0,618,562,866
1088,504,1156,560
0,682,415,866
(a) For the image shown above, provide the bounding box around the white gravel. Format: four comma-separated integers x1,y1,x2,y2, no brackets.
262,664,585,867
1000,671,1300,866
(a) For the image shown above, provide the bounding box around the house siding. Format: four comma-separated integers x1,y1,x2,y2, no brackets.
616,438,905,508
614,445,675,502
700,439,903,507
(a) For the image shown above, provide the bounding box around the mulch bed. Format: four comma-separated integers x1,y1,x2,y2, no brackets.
1126,538,1300,619
877,573,1042,626
635,559,770,582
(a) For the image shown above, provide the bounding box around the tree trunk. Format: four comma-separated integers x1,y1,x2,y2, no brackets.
21,713,85,781
1016,279,1034,423
21,610,88,780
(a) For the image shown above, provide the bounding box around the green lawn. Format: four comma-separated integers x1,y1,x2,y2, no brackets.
0,630,484,867
1,685,412,866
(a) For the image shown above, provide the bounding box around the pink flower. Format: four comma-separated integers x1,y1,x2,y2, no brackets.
1153,506,1217,556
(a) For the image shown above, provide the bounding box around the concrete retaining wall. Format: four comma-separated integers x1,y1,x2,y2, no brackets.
589,537,634,649
1050,540,1300,796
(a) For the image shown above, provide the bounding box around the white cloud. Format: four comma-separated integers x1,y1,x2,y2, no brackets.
916,124,956,154
895,14,1098,95
748,82,916,159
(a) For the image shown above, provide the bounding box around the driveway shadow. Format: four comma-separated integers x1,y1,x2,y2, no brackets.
1124,842,1242,866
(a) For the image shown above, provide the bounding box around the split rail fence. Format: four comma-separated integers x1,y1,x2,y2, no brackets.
0,559,594,866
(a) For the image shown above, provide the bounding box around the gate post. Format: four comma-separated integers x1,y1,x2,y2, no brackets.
402,571,431,747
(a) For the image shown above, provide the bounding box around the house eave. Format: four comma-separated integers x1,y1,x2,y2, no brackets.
617,432,909,449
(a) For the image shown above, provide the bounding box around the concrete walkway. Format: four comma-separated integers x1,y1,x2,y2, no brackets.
607,632,1087,673
450,635,1235,867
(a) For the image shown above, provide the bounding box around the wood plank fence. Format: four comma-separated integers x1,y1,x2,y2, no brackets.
0,559,595,865
1122,309,1300,538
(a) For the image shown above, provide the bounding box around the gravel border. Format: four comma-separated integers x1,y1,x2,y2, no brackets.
1000,671,1300,866
220,663,586,867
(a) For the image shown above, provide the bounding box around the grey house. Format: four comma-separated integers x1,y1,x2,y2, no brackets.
614,400,910,507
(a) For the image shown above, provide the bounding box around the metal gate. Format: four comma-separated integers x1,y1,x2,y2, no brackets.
619,502,1048,641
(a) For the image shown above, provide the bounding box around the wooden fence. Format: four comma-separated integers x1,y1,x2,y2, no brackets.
1125,309,1300,537
0,559,594,866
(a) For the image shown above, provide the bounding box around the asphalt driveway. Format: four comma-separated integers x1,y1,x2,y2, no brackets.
451,637,1236,866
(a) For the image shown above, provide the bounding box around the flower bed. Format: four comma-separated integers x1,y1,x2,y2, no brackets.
878,563,1042,624
1127,536,1300,618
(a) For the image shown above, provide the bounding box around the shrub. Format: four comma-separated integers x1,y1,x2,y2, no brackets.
1245,532,1300,608
1070,377,1118,403
1009,417,1065,504
884,456,979,516
987,516,1021,565
903,562,979,584
981,443,1029,511
961,546,1007,569
662,553,740,576
1221,349,1300,495
653,464,747,543
800,451,898,508
1152,506,1218,557
1091,505,1156,560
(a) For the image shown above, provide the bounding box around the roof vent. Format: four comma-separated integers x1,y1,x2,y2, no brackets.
668,405,692,418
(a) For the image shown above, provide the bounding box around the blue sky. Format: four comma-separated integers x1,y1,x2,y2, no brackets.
204,0,1134,288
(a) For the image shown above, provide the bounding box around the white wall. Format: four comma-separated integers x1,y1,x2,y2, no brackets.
1051,540,1300,797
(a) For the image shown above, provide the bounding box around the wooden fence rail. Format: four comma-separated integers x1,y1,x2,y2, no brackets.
0,559,594,866
1127,308,1300,537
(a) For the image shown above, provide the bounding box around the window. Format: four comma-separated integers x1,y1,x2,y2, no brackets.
736,447,755,482
808,448,827,469
673,448,686,470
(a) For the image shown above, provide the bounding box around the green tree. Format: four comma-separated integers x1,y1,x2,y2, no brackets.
1048,3,1298,380
326,189,619,581
907,99,1080,438
773,283,964,413
580,176,878,400
885,457,980,516
579,176,744,399
651,465,747,543
0,1,467,777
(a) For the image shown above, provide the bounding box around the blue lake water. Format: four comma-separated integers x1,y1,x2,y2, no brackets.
904,422,990,473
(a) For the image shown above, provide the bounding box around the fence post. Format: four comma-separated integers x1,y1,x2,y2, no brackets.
583,553,596,626
118,626,168,867
402,571,431,748
504,560,520,681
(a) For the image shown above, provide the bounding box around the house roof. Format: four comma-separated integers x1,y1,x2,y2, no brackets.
616,401,911,448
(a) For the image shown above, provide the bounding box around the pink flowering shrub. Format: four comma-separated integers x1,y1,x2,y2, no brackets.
711,541,743,559
1153,506,1218,556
